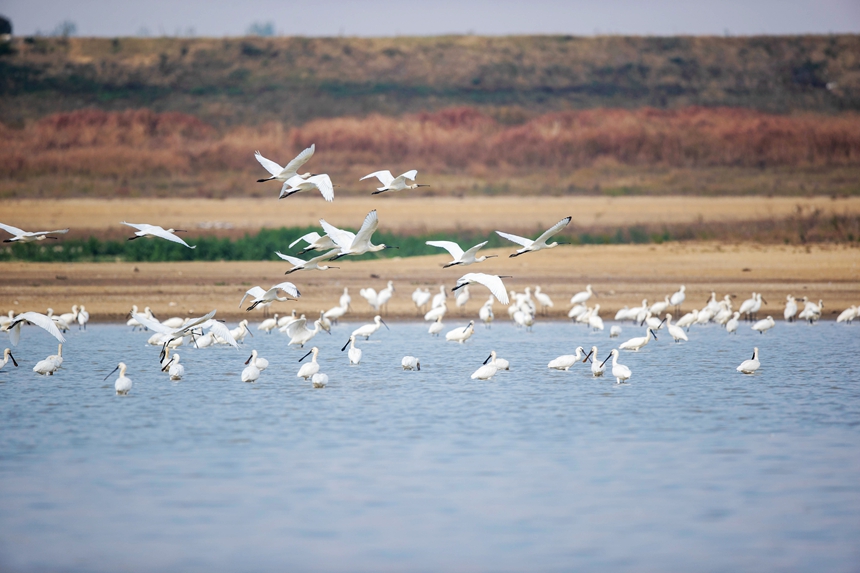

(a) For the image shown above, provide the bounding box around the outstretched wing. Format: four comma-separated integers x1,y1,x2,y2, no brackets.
9,312,66,344
393,169,418,185
426,240,464,260
178,310,218,334
459,274,509,306
353,209,379,247
307,174,334,202
281,144,315,176
319,219,356,250
462,241,489,259
360,170,394,188
254,151,284,176
275,251,304,266
239,286,267,308
286,317,307,338
495,230,532,247
0,222,26,236
202,319,238,348
289,231,321,249
32,229,70,237
121,221,149,232
306,249,341,266
148,227,196,249
533,216,572,246
132,312,173,334
271,281,301,298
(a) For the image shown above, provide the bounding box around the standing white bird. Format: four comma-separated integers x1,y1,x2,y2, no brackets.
242,350,261,383
0,222,69,243
239,282,301,311
424,303,447,322
360,169,428,194
496,216,571,257
105,362,132,395
431,285,448,309
479,299,494,328
428,315,445,336
6,312,66,346
751,315,776,334
279,174,335,202
412,288,432,312
584,346,605,377
725,312,741,334
286,317,328,347
836,305,857,323
445,320,475,344
122,222,196,248
570,285,595,305
343,335,362,365
675,309,698,331
669,285,686,314
452,273,510,305
324,304,348,324
311,372,329,388
618,328,658,351
1,348,18,371
297,347,321,380
254,144,316,192
346,315,389,343
321,210,396,260
455,285,471,313
601,349,632,384
276,249,341,274
339,288,352,310
33,351,61,376
610,325,622,338
471,351,501,380
76,305,90,330
737,347,761,374
425,240,497,268
784,295,798,322
162,353,185,380
663,313,688,342
401,356,421,371
547,345,587,371
533,286,554,315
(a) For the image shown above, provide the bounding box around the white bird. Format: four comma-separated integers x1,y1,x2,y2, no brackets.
343,335,362,365
324,303,348,324
133,309,236,351
618,328,658,351
339,288,352,310
360,169,428,194
279,174,335,202
242,350,261,383
738,292,757,318
425,240,497,268
737,347,761,374
312,372,329,388
105,362,132,395
412,288,432,312
726,312,740,334
286,317,328,347
610,325,622,338
162,353,185,380
321,210,395,260
496,216,571,257
6,311,66,346
277,310,299,329
455,285,471,313
1,348,18,371
33,347,61,375
675,309,698,331
276,249,340,274
431,285,447,309
445,320,475,344
375,281,395,312
649,295,671,316
122,222,195,248
161,316,186,329
289,231,338,255
348,315,389,342
46,309,70,332
428,316,445,336
254,144,316,192
424,303,447,322
836,305,857,323
784,295,798,322
453,273,510,305
253,353,269,371
798,299,823,324
588,305,604,331
752,315,775,334
749,292,766,320
478,300,494,328
0,222,69,243
663,313,688,342
601,349,632,384
569,304,588,320
584,346,605,377
547,345,587,371
570,285,594,305
533,286,554,314
401,356,420,370
0,310,15,330
230,319,252,343
76,305,90,330
492,355,510,371
239,282,301,311
471,351,501,380
669,285,686,313
297,347,321,380
318,310,332,333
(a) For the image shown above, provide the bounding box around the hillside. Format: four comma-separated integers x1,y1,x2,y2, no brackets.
1,35,858,127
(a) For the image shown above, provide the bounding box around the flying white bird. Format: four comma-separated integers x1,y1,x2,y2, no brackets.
289,231,337,255
275,249,341,274
737,347,761,374
321,210,396,260
286,317,328,348
122,222,195,249
452,273,510,305
496,216,571,257
279,174,335,202
6,312,66,346
0,222,69,243
360,169,428,194
425,240,497,268
254,144,316,192
239,282,301,311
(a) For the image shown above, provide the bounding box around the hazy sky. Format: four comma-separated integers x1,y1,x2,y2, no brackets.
2,0,858,37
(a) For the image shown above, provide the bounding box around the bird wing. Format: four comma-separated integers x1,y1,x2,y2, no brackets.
32,229,70,237
271,281,301,298
0,222,26,236
9,312,66,344
289,231,321,249
307,249,341,266
307,174,334,202
239,286,268,308
203,320,238,348
178,310,218,334
286,317,307,338
391,170,418,186
462,240,489,259
132,312,173,334
319,219,356,250
121,221,150,232
254,151,284,176
533,216,572,245
360,170,394,187
147,227,196,249
353,210,379,247
495,230,532,247
281,144,315,176
426,240,464,260
459,274,509,305
275,251,304,266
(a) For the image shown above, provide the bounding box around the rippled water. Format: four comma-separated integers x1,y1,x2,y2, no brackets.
1,318,858,572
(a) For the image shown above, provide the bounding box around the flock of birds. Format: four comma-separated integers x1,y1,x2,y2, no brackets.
2,144,857,392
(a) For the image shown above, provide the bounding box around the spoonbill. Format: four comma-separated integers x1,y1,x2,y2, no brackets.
798,299,823,324
312,372,328,388
105,362,132,395
425,240,497,268
239,282,301,311
570,285,594,305
471,351,501,380
496,216,571,257
402,356,420,370
339,288,352,309
162,353,185,380
286,317,328,347
431,285,447,309
428,316,444,336
601,349,632,384
784,295,798,322
663,314,688,342
412,288,432,312
343,335,362,365
649,296,671,316
276,249,340,274
455,285,470,313
675,309,698,331
547,346,587,371
323,303,348,325
836,305,857,323
618,328,658,351
752,315,775,334
290,231,337,255
347,315,389,342
424,303,447,322
1,348,18,371
534,286,553,315
726,312,740,333
360,169,428,194
242,350,261,382
6,312,66,346
669,285,686,314
321,210,396,260
445,320,475,343
479,300,494,328
737,348,760,374
122,222,195,249
0,222,69,243
254,144,316,192
76,306,90,330
452,273,510,305
297,347,321,380
279,174,335,202
33,350,61,376
584,346,605,377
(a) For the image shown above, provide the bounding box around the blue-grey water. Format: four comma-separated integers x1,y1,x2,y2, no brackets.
1,318,858,572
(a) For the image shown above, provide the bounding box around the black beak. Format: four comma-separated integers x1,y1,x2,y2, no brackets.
384,245,399,250
485,255,498,259
483,354,493,365
650,329,658,340
161,358,174,372
762,297,768,305
245,354,253,365
159,343,167,363
381,319,390,330
600,354,611,368
416,362,420,371
174,230,187,233
341,340,350,351
583,350,593,363
751,351,755,359
103,365,119,381
299,350,313,362
9,353,18,367
658,318,666,328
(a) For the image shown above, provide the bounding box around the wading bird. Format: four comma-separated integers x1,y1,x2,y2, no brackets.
360,169,428,194
0,223,69,243
737,347,761,374
425,240,497,268
547,346,587,371
239,282,301,312
105,362,132,395
242,350,261,383
1,348,18,371
122,222,196,249
321,210,396,260
471,351,501,380
496,216,571,257
297,347,321,380
601,349,632,384
402,356,420,370
452,273,510,305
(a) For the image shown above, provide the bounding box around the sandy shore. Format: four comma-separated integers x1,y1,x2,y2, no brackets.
1,242,857,323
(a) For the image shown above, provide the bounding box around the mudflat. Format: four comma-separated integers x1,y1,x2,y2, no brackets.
1,242,856,322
